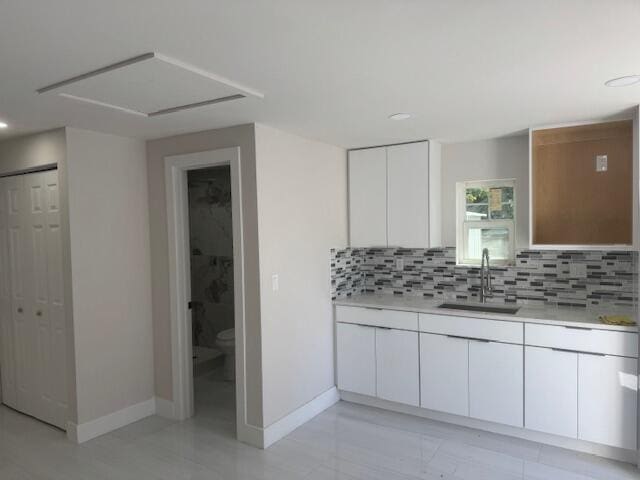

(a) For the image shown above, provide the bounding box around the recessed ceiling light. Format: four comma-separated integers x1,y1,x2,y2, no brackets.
388,113,412,120
0,122,8,129
605,75,640,87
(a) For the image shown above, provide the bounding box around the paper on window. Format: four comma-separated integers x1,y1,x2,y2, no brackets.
489,188,502,212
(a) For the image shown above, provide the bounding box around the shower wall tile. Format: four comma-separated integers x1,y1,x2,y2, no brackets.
330,247,638,308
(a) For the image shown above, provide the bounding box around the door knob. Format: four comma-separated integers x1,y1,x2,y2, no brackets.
17,307,23,313
36,310,42,317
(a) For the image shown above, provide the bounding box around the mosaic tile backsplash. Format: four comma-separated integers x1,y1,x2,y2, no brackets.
331,247,638,308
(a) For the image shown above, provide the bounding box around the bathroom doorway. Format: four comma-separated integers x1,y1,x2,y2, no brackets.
187,165,235,429
164,147,249,442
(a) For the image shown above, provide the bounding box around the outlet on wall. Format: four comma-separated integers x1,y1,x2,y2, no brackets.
271,274,279,292
395,258,404,271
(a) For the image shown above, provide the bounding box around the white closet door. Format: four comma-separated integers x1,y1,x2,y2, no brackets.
6,175,36,416
25,170,67,429
0,178,17,408
387,142,430,247
348,147,387,247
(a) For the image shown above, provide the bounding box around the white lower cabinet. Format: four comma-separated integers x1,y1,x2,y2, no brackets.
420,333,469,416
578,353,637,450
375,328,419,406
336,323,376,396
525,346,578,438
469,341,523,427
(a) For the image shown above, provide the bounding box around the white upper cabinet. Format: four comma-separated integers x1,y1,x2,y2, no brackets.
348,148,387,247
387,142,430,247
348,141,441,248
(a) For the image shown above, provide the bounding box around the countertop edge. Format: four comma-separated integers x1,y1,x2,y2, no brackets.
333,296,638,333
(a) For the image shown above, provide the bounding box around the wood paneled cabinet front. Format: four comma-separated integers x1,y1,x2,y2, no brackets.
530,120,635,248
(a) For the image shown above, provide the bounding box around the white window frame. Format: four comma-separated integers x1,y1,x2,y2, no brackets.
456,178,516,266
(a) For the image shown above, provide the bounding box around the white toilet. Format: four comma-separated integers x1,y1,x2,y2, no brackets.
215,328,235,381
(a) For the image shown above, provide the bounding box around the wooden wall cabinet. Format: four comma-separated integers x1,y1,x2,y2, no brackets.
530,120,637,249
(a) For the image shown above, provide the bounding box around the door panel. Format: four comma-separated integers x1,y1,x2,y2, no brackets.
336,322,376,396
578,354,637,449
469,341,523,427
387,142,430,247
525,346,577,438
348,147,387,247
420,333,469,416
0,178,17,408
375,328,419,406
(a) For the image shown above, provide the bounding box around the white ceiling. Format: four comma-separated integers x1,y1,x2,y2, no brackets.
0,0,639,148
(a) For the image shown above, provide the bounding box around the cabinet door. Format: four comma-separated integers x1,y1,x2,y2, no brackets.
387,142,429,247
336,323,376,396
525,346,577,438
469,341,523,427
376,328,419,406
348,147,387,247
420,333,469,416
578,354,637,450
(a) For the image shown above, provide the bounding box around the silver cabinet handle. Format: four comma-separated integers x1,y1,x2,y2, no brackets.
551,347,605,356
447,334,490,343
564,326,592,331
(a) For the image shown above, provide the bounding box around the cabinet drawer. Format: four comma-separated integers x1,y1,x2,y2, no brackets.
419,313,523,344
525,323,638,358
336,305,418,330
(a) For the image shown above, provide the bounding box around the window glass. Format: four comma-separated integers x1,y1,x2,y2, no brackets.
458,180,516,265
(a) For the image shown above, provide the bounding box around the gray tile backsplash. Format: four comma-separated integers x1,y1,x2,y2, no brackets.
331,247,638,308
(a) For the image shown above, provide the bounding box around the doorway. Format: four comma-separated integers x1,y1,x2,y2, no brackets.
164,147,249,440
187,165,235,429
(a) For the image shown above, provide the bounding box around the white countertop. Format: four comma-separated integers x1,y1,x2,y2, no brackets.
334,294,638,332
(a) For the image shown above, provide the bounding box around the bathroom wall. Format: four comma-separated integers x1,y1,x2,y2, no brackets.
331,247,637,309
187,166,234,348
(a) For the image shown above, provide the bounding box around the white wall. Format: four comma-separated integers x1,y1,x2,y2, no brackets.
65,128,153,424
441,135,529,249
254,124,347,427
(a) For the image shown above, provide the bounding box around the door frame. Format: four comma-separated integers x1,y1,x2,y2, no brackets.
164,147,247,436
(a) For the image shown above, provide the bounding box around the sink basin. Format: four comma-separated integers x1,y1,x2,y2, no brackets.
438,303,521,315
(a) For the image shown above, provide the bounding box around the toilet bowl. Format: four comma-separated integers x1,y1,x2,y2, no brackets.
215,328,235,381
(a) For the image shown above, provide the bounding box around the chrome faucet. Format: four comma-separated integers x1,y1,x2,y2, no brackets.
479,248,492,303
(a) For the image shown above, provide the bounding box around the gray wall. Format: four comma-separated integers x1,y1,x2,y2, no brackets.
441,135,529,248
146,124,264,427
65,128,153,424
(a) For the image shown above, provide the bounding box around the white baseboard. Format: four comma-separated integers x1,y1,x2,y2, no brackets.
66,398,156,444
262,386,339,449
340,391,638,465
154,397,175,419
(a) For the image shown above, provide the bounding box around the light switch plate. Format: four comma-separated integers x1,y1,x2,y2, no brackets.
596,155,608,172
569,263,587,278
395,258,404,271
271,274,279,292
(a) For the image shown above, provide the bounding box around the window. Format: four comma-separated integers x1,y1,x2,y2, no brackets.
456,179,516,266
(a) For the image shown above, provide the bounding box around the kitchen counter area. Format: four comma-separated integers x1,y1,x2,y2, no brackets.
334,293,638,332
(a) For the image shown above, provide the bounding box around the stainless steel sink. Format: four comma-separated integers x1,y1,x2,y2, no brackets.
438,302,521,315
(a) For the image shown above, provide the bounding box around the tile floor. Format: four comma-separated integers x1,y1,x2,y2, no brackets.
0,370,638,479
